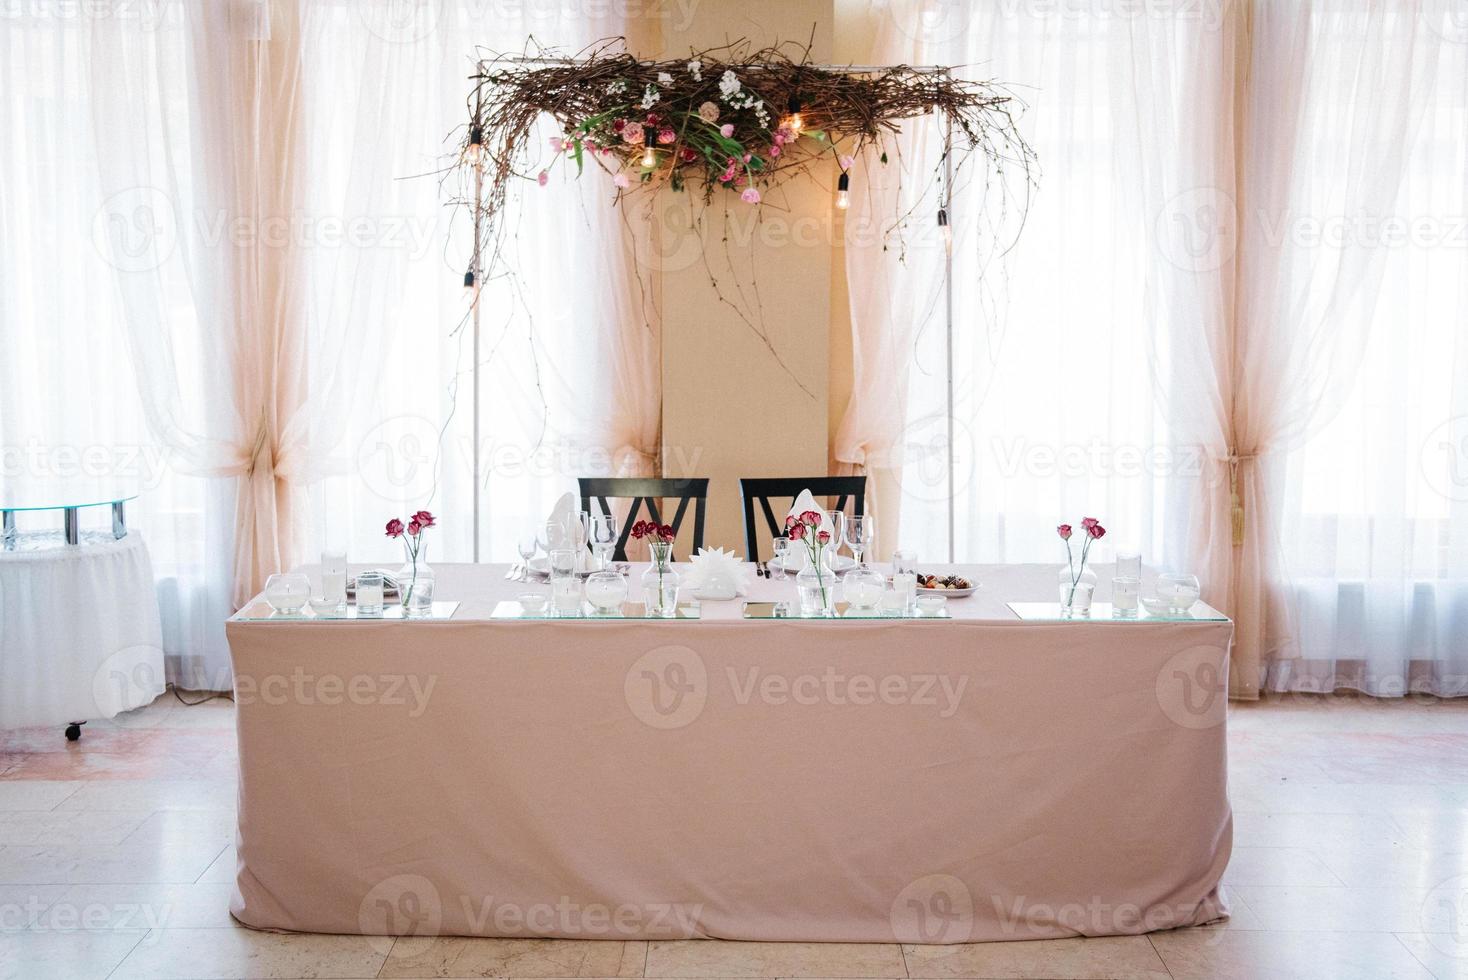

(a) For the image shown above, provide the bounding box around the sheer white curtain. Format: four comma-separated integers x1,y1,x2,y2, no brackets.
870,2,1174,568
5,0,651,690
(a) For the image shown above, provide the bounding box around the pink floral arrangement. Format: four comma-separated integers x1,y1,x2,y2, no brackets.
1057,517,1106,605
629,519,675,544
386,510,436,605
785,509,834,605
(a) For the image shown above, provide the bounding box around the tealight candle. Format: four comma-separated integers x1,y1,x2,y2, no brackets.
893,571,917,608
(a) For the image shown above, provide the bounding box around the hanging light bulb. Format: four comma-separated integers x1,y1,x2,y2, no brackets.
785,93,803,134
462,267,477,301
466,125,484,167
641,143,656,168
937,207,952,253
836,171,850,211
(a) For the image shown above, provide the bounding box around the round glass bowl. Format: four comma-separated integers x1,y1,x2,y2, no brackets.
585,570,629,614
1156,573,1202,612
518,593,548,615
841,567,887,610
263,573,311,614
915,594,948,616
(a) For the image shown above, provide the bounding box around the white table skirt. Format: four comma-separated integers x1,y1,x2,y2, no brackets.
0,532,166,729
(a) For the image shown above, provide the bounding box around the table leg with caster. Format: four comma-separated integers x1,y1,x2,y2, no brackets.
65,722,86,741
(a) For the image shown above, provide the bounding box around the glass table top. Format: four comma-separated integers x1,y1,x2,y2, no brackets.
0,480,140,511
1007,601,1229,623
741,601,951,619
491,601,701,619
232,600,461,621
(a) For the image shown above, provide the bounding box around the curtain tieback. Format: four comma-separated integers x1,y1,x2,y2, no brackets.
1224,451,1260,547
244,412,273,479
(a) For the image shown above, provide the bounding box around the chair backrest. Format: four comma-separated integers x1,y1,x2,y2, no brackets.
738,476,867,562
577,477,709,562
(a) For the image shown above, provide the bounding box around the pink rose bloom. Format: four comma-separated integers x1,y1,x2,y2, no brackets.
385,518,404,539
613,172,631,189
1057,523,1072,541
1081,517,1099,529
548,136,564,153
788,524,806,541
413,510,436,528
678,147,697,162
777,127,794,144
623,125,645,145
817,530,831,545
657,128,676,144
719,166,736,182
719,123,734,138
612,118,626,133
801,510,822,525
1087,523,1107,540
536,170,548,187
769,144,781,158
785,515,798,530
407,520,422,536
839,154,855,171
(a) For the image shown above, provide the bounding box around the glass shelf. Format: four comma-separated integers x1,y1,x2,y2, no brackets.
231,600,461,621
1006,601,1229,623
0,480,140,512
491,600,701,620
741,601,950,620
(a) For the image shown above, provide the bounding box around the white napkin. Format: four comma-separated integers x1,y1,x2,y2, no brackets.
684,547,752,600
786,489,840,540
544,492,591,570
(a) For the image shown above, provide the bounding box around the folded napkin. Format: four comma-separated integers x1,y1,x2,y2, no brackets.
683,547,752,600
786,489,838,540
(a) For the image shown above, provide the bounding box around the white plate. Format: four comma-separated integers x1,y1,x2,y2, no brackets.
769,554,857,575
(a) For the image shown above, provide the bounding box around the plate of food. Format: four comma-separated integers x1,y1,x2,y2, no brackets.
914,572,977,597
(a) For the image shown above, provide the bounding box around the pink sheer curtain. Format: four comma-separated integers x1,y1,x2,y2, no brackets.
1127,0,1445,696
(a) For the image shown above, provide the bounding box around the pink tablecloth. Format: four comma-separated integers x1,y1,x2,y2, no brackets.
225,562,1233,943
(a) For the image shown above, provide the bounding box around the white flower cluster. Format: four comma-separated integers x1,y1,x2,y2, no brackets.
606,79,627,96
718,69,740,99
687,59,702,81
639,83,660,110
656,71,673,86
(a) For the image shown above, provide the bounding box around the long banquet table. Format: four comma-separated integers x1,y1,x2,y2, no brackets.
225,562,1233,943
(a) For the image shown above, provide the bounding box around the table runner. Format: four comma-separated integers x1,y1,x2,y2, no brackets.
226,562,1233,942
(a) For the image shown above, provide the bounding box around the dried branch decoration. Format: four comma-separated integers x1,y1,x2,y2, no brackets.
457,36,1035,222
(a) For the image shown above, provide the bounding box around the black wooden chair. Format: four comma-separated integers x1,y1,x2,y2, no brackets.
577,477,709,562
739,476,867,562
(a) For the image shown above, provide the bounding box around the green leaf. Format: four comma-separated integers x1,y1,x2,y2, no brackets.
807,130,827,142
572,140,584,176
880,151,889,164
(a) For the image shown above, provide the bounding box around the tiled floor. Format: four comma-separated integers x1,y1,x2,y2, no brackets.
2,693,1467,979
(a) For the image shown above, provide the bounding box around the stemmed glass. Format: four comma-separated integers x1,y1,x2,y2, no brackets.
826,510,846,565
516,530,538,578
590,513,617,571
844,514,875,567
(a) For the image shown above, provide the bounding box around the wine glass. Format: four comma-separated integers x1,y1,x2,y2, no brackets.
826,510,846,564
771,535,790,572
516,530,538,576
590,513,617,570
844,514,875,567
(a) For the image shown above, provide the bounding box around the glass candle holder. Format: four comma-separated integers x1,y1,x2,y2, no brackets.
355,570,385,616
1111,576,1140,617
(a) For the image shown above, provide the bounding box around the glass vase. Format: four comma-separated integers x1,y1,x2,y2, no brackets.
397,542,435,617
795,547,836,617
640,541,681,618
1058,565,1098,617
